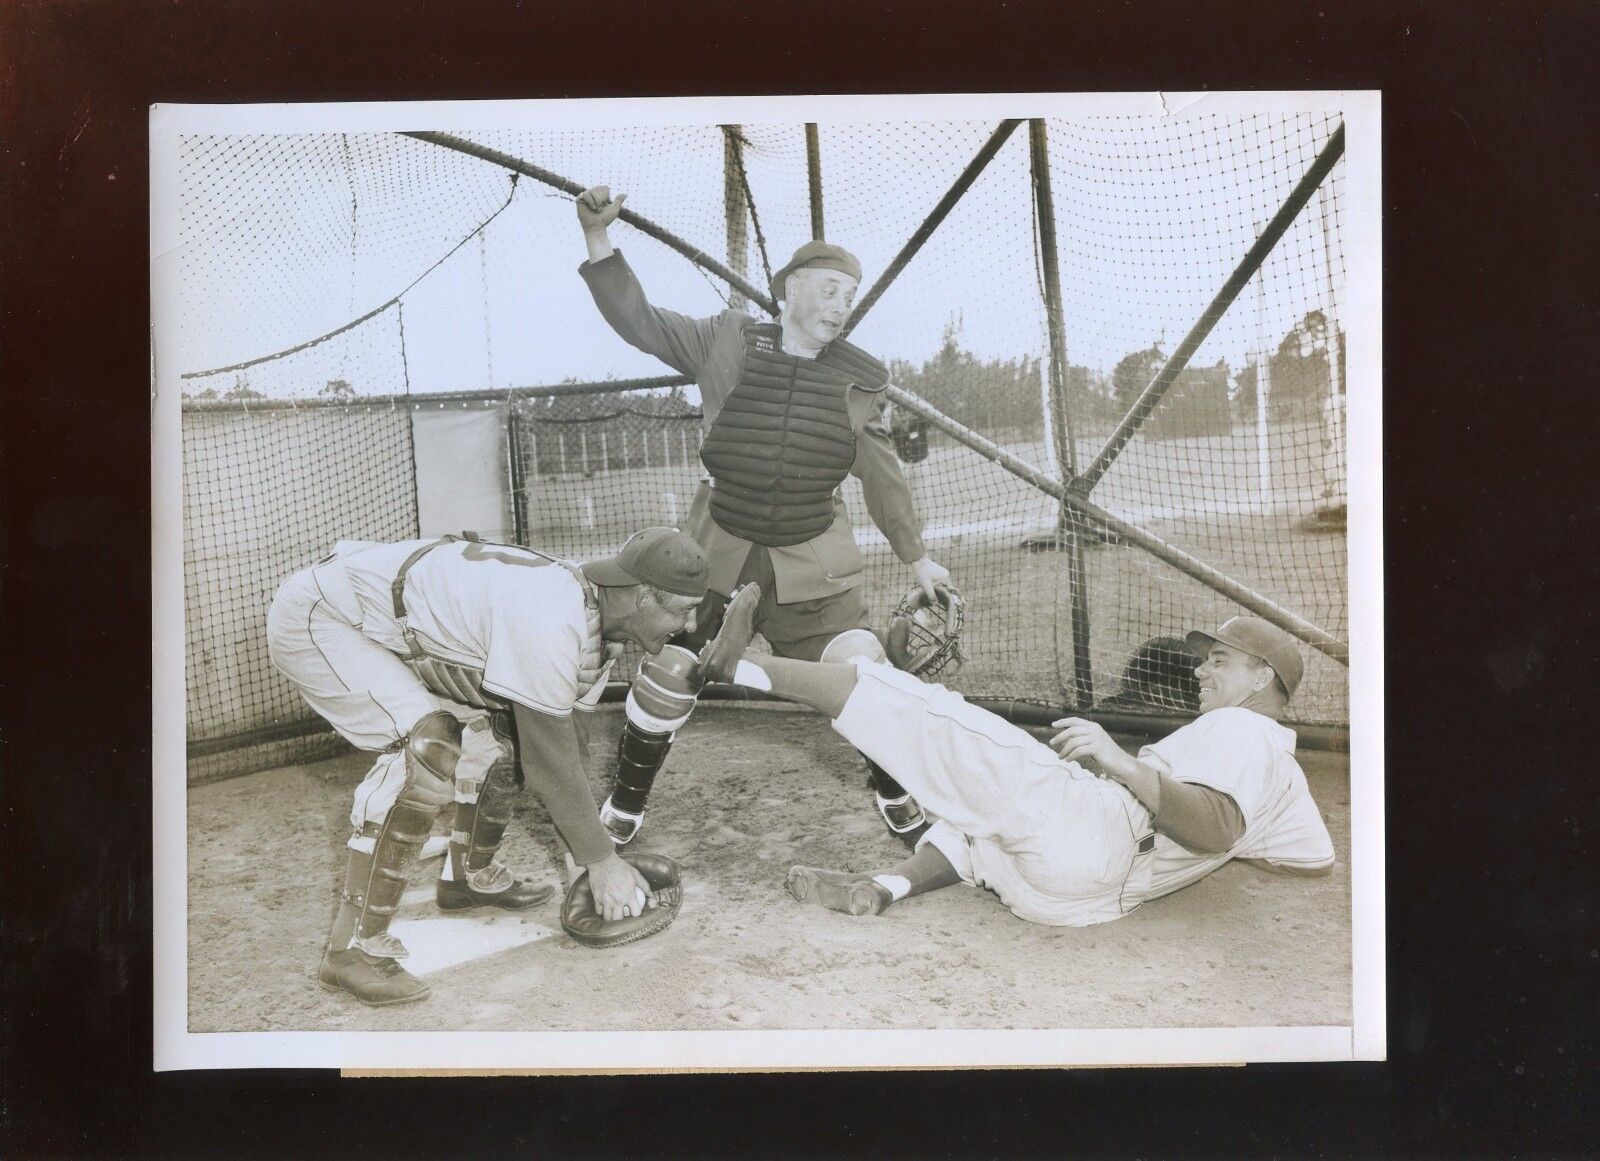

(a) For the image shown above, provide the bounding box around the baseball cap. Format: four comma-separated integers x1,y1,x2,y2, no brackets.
770,240,863,302
581,528,709,599
1185,615,1304,700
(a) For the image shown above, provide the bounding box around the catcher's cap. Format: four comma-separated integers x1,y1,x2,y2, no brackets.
582,528,709,599
771,240,862,302
1185,616,1303,700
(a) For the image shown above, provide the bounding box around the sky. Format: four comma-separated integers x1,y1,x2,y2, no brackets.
169,110,1346,402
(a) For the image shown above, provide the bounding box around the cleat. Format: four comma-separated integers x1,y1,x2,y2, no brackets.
599,797,644,845
786,866,894,916
318,948,431,1006
698,583,761,684
435,871,554,912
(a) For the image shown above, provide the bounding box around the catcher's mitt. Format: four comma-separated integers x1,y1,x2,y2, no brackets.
885,583,966,678
561,851,683,949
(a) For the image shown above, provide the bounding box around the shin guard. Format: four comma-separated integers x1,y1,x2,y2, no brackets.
601,646,702,844
867,758,928,839
338,712,460,956
449,721,519,891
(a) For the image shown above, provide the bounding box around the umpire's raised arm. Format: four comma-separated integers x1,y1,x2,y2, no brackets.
576,185,723,378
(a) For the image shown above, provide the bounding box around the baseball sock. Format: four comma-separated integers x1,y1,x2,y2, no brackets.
872,874,912,900
730,655,859,719
875,843,961,900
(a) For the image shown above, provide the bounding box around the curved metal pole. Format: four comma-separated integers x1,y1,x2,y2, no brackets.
885,383,1349,666
841,119,1023,339
1077,123,1346,493
402,131,779,316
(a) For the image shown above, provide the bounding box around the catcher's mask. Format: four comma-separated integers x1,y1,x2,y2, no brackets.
886,584,965,678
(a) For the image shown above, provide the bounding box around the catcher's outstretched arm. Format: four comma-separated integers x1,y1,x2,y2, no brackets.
511,702,613,867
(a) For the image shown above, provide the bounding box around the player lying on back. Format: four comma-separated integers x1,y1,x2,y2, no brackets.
714,599,1335,927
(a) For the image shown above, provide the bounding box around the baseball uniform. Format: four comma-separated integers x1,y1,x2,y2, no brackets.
830,661,1334,926
267,537,612,835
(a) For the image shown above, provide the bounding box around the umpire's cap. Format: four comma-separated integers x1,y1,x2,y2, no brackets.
1185,616,1304,700
582,528,709,599
771,240,863,302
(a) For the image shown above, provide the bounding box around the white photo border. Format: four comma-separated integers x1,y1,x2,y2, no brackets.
152,89,1383,1072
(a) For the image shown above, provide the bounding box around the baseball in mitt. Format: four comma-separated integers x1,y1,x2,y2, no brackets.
561,851,683,949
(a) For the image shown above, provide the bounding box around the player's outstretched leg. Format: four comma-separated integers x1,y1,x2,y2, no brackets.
817,628,931,847
321,711,458,1005
436,712,555,912
599,583,763,845
787,843,961,918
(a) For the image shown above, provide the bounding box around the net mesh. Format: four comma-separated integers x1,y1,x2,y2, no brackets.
172,112,1349,752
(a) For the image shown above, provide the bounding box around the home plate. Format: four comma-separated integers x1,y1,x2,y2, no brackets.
387,914,560,976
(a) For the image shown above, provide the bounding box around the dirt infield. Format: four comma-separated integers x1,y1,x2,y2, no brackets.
187,703,1351,1033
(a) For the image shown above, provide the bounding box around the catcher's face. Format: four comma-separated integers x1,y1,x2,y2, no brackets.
622,588,699,655
1195,643,1273,712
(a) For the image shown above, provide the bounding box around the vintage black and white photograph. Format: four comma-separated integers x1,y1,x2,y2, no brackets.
152,91,1383,1071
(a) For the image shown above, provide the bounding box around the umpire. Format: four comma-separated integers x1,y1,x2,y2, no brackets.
574,184,953,848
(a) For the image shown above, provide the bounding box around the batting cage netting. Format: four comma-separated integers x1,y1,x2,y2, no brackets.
173,113,1350,766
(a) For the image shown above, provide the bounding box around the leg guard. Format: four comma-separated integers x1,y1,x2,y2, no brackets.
435,713,552,910
601,646,701,845
867,758,929,841
447,714,515,887
328,710,460,957
319,847,432,1006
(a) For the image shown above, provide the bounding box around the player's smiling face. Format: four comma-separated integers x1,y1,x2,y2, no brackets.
782,268,859,352
623,588,699,655
1194,642,1271,712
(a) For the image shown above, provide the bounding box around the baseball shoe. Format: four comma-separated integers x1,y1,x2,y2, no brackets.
599,797,644,845
698,583,761,684
318,948,431,1006
435,871,554,912
785,866,894,917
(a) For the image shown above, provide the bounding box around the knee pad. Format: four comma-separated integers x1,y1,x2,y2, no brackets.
402,710,462,811
820,628,887,665
626,644,702,734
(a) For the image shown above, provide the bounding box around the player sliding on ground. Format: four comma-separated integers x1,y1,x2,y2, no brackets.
713,595,1335,927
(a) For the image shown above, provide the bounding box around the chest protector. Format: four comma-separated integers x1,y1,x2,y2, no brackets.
390,534,609,710
698,324,888,547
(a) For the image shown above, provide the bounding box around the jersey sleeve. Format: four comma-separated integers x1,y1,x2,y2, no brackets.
849,390,927,563
579,249,723,377
1138,709,1280,826
479,572,584,715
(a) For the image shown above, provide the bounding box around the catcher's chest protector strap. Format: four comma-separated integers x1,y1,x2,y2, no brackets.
697,326,887,548
391,533,608,707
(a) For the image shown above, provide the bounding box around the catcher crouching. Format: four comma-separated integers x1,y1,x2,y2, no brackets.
266,527,755,1006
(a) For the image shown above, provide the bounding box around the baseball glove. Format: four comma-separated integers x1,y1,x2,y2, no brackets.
885,583,966,678
560,851,684,949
